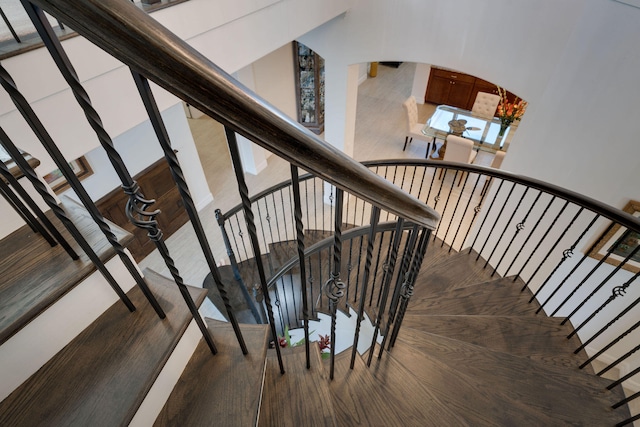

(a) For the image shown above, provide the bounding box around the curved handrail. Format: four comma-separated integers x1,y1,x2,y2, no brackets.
362,159,640,233
30,0,439,231
265,221,407,289
220,158,640,235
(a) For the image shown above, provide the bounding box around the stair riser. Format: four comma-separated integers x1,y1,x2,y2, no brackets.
0,256,135,401
130,320,201,426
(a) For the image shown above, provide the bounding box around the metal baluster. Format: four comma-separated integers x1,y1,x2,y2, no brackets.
504,195,557,277
133,71,247,352
325,188,345,379
514,200,569,282
387,224,419,326
572,271,640,345
225,127,284,373
537,213,600,314
369,218,404,366
375,230,395,308
354,234,365,304
216,209,262,324
346,234,355,301
441,171,472,248
525,207,584,294
369,229,387,306
257,200,275,276
424,167,437,206
389,227,430,348
0,128,135,312
608,365,640,390
432,169,447,210
271,193,282,243
416,166,428,201
433,169,460,242
0,167,61,250
562,244,640,325
484,187,529,268
453,173,483,252
0,63,166,319
477,182,516,261
493,191,543,277
313,178,318,230
0,182,42,235
597,341,640,377
0,7,21,43
350,206,380,369
408,166,418,196
575,277,640,357
290,165,311,368
549,225,617,317
469,179,505,254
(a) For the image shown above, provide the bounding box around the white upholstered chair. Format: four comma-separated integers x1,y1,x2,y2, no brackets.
402,96,433,158
441,135,477,185
471,92,500,120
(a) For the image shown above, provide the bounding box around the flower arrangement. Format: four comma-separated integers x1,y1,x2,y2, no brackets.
496,86,527,136
276,326,331,359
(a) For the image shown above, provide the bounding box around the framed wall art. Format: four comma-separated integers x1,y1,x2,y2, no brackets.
588,200,640,273
43,156,93,194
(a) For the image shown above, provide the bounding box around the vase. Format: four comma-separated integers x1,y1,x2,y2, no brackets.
498,122,510,138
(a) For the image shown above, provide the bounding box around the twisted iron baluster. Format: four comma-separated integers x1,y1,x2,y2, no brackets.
537,213,600,314
0,64,164,318
132,70,247,353
325,188,345,379
122,181,218,353
441,171,472,247
216,209,262,324
290,165,311,368
0,163,67,251
387,224,420,326
0,128,135,311
350,206,380,369
389,227,430,349
369,218,404,366
225,127,284,373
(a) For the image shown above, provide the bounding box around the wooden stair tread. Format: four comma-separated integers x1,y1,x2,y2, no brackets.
0,268,205,427
407,277,540,316
413,249,496,296
259,344,337,427
0,196,133,344
368,345,489,426
392,328,629,425
155,320,269,427
401,314,595,373
327,349,441,426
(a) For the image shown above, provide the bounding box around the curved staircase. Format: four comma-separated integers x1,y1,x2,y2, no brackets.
160,239,631,426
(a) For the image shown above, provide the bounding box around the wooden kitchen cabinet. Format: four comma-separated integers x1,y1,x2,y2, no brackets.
425,67,518,112
424,68,474,108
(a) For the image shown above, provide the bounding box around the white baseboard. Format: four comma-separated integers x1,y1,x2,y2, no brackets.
585,345,640,392
196,192,214,211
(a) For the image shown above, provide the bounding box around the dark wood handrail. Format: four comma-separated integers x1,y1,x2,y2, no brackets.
363,159,640,233
28,0,439,231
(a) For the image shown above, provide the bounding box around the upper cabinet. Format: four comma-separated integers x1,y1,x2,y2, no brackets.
425,67,517,113
293,41,325,135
